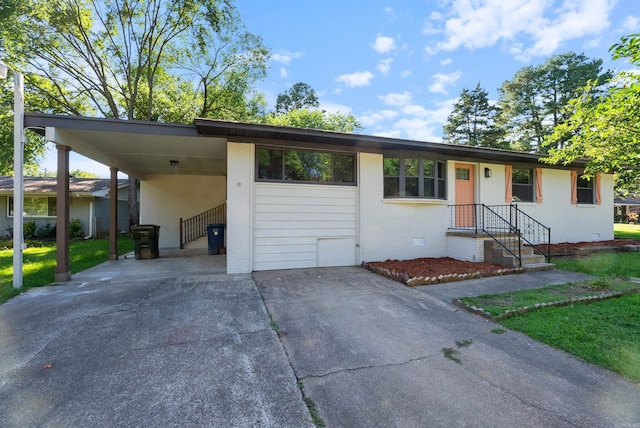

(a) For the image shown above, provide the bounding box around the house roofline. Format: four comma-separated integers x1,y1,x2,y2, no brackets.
25,113,199,137
194,118,590,168
24,113,590,169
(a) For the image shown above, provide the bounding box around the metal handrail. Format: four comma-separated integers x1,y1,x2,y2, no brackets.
179,203,226,249
510,204,551,263
448,204,551,265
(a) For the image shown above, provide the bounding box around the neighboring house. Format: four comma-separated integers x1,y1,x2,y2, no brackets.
24,114,613,276
0,176,130,238
614,196,640,223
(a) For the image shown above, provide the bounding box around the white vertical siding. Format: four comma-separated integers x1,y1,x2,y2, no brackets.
253,183,357,271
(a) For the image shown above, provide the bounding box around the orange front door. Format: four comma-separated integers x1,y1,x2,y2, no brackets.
455,163,475,227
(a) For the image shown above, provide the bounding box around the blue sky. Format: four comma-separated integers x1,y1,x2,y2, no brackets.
43,0,640,176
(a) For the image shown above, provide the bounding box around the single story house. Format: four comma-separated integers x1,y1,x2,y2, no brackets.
0,176,129,238
23,113,613,280
613,196,640,223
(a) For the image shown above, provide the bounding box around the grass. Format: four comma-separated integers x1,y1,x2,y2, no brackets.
0,238,133,303
462,277,640,382
614,222,640,240
459,277,639,317
554,252,640,277
500,295,640,383
458,228,640,382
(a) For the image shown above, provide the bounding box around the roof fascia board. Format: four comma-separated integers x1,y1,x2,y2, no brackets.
25,113,199,137
195,118,589,169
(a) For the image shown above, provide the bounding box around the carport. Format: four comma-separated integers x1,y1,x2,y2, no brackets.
24,113,228,281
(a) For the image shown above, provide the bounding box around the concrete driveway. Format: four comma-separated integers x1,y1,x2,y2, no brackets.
2,254,639,427
254,267,640,428
0,250,313,427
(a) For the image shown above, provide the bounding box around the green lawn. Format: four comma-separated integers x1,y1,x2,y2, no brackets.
551,223,640,277
614,222,640,240
456,224,640,383
0,238,133,303
500,294,640,383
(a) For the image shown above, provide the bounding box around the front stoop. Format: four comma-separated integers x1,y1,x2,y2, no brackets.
484,240,555,272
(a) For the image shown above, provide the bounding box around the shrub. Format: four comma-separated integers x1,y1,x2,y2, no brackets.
69,219,83,239
24,221,37,239
36,222,56,239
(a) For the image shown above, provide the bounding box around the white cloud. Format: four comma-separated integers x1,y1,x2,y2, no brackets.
336,71,375,88
400,70,413,78
279,68,288,78
434,0,616,61
271,51,303,65
429,71,462,94
440,58,452,66
377,58,394,75
384,7,398,20
319,100,352,115
373,130,403,139
359,109,400,127
583,37,602,49
423,20,440,35
392,119,440,142
372,36,396,53
379,91,412,107
362,99,456,141
622,15,640,32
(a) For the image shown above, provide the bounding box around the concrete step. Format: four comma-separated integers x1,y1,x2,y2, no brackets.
522,262,556,272
497,246,536,257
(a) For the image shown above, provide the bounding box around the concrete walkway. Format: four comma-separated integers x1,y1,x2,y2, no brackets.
254,267,640,428
0,250,313,427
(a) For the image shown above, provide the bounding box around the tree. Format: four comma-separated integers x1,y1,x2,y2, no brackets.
498,52,612,153
263,109,362,133
70,169,99,178
1,0,268,226
275,82,319,114
544,34,640,191
443,83,507,148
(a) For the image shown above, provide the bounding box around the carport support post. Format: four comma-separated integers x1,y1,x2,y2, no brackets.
108,167,119,260
55,145,71,282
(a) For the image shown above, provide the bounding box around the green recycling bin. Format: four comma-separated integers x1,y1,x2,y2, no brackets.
132,224,160,259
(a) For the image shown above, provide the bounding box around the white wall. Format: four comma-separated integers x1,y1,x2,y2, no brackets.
140,174,226,248
360,153,449,263
473,163,614,243
226,142,253,274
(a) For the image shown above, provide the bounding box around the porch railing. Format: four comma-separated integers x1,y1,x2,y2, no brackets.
448,204,551,264
180,203,226,249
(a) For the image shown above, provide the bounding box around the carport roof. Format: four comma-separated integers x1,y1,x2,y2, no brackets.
24,113,588,179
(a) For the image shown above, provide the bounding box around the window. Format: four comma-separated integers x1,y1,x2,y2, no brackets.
256,147,355,184
576,176,594,204
512,168,534,202
383,156,446,199
8,196,57,217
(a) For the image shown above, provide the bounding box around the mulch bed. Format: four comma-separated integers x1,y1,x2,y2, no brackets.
363,239,640,287
362,257,523,287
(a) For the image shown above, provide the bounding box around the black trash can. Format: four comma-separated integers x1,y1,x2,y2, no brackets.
206,224,225,255
132,224,160,260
